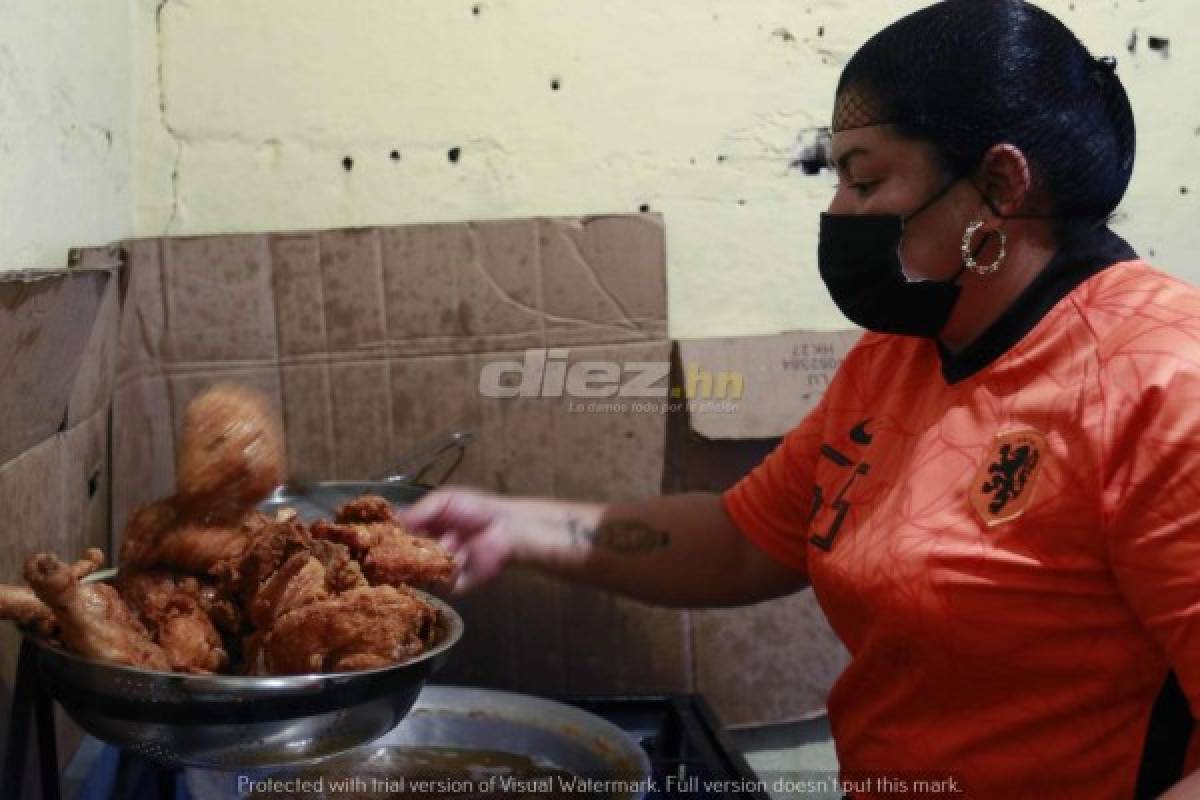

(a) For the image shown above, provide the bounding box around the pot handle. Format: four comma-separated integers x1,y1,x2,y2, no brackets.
375,431,473,488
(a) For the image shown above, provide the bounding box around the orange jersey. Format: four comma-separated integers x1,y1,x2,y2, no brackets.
724,230,1200,799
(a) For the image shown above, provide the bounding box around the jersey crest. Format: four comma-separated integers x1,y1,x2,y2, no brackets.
970,429,1046,527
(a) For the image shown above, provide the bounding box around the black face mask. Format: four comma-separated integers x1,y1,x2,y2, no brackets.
818,180,967,337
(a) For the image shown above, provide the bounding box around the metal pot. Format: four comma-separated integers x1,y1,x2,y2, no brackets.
185,686,654,800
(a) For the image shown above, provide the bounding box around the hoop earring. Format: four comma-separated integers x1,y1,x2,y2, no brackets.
961,219,1007,276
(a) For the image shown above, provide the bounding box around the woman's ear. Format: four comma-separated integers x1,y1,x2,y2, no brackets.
974,143,1033,218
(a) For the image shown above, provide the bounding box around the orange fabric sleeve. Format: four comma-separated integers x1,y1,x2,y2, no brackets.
1102,355,1200,719
721,396,829,577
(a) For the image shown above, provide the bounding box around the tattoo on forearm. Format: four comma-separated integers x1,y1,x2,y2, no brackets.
566,517,670,553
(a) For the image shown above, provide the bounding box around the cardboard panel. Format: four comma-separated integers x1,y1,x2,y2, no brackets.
279,364,336,482
318,229,389,355
116,239,169,375
380,224,473,348
678,330,862,440
541,214,668,347
0,269,110,466
161,235,280,364
328,361,394,480
61,410,111,558
111,376,175,537
456,219,543,344
66,275,119,428
269,233,329,358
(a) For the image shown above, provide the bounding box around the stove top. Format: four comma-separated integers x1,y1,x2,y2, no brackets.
66,693,770,800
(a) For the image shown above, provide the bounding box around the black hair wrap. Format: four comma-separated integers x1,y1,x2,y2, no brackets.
832,0,1136,234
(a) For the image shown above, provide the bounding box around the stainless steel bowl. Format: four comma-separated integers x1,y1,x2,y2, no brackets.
28,571,462,769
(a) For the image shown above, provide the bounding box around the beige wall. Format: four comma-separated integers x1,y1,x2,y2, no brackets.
132,0,1200,336
3,2,1195,332
0,0,133,268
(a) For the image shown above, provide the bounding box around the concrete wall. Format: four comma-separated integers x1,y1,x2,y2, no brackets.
0,0,133,268
133,0,1200,336
2,2,1193,331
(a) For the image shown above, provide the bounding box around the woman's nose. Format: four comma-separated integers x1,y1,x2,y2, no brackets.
826,186,853,215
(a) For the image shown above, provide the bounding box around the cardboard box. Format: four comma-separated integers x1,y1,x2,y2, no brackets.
0,215,859,780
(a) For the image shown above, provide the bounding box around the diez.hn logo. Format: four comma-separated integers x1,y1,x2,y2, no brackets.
478,348,744,400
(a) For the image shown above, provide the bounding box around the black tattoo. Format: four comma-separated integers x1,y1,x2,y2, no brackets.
566,517,670,553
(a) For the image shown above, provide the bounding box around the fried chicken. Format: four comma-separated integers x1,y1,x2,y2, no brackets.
0,585,58,639
24,550,170,671
335,494,395,524
312,497,455,588
214,518,367,628
116,570,228,673
10,472,447,677
260,585,439,674
175,383,286,520
119,501,262,575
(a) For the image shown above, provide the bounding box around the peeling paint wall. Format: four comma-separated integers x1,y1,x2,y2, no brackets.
0,0,133,268
134,0,1199,336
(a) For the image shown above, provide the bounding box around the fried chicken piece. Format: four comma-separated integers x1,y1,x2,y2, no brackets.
24,550,170,671
311,517,455,588
119,501,261,575
247,552,330,629
175,383,286,520
335,494,395,524
0,585,58,639
215,518,366,629
260,586,439,674
116,570,228,673
196,583,243,634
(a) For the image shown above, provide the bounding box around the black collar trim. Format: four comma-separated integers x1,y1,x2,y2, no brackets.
937,226,1137,385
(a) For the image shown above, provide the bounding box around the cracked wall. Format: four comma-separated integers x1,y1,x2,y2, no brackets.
0,0,133,267
135,0,1200,336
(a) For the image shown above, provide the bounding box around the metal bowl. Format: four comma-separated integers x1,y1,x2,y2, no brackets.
28,570,463,769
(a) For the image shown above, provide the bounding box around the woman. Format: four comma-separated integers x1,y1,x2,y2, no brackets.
402,2,1200,798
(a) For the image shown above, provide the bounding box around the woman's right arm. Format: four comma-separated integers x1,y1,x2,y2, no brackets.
399,490,808,608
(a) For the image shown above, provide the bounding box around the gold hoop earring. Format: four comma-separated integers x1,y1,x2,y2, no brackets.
961,219,1006,276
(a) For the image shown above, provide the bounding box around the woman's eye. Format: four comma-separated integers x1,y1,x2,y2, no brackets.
851,181,880,197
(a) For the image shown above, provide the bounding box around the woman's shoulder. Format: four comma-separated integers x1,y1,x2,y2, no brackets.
1073,259,1200,358
1071,260,1200,396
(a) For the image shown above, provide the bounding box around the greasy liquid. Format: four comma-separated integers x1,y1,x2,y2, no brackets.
254,746,597,799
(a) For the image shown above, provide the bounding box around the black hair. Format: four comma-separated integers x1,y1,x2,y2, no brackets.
834,0,1135,239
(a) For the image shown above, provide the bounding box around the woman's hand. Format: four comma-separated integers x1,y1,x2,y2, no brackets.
399,489,523,594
